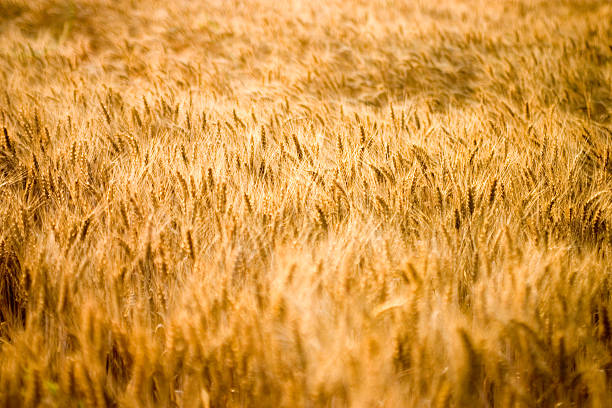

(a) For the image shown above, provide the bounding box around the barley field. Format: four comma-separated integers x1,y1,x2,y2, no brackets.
0,0,611,406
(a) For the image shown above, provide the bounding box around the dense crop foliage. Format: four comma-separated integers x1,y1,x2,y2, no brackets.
0,0,611,406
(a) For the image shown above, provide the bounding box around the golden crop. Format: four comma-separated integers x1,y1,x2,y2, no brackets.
0,0,611,406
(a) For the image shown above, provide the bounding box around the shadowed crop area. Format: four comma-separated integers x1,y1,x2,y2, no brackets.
1,0,612,407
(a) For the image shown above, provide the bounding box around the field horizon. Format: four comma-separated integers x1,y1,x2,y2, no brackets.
1,0,612,407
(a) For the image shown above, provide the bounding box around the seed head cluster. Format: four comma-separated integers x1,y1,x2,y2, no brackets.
0,0,611,407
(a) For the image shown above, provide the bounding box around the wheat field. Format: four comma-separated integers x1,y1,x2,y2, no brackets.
0,0,611,406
